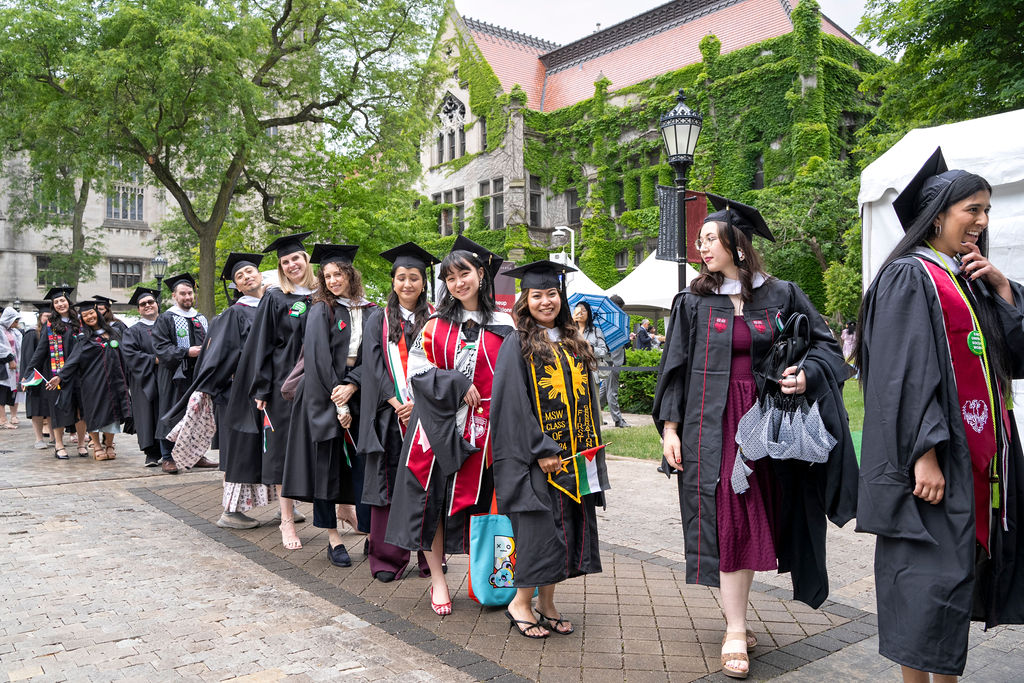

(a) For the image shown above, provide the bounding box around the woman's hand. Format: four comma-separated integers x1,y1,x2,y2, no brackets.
395,401,414,425
45,376,60,391
255,399,266,411
537,455,562,474
779,366,807,395
464,385,481,411
662,423,683,471
960,242,1014,304
337,411,352,429
332,383,357,407
913,448,945,504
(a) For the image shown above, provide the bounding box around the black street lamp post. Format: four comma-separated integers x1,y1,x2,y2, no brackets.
151,250,168,306
659,90,704,291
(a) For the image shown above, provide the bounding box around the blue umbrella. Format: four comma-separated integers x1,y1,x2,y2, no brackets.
567,293,630,352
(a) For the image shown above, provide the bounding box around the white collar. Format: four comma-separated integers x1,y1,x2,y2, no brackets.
235,295,261,307
291,285,315,296
713,272,768,295
398,305,415,322
337,296,371,308
168,305,199,318
913,246,961,275
137,318,157,326
458,308,514,327
544,326,562,341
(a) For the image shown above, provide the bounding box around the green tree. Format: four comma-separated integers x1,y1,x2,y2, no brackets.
1,0,443,315
857,0,1024,160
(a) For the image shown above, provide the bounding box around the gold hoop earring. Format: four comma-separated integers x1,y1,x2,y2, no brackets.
934,222,943,236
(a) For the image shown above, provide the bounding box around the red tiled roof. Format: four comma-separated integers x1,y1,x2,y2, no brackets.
541,0,792,111
820,14,859,44
465,20,552,111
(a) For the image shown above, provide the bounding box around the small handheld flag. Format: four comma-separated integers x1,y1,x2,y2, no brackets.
262,409,274,453
21,369,45,388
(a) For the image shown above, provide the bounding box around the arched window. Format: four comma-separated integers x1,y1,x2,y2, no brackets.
435,93,466,164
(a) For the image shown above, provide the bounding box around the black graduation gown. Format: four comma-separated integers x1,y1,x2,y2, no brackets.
55,331,132,432
164,301,262,479
121,321,159,451
19,329,48,419
28,321,81,429
490,332,608,587
152,309,208,440
237,287,311,486
384,318,512,555
857,257,1024,675
281,300,370,503
358,307,416,507
651,277,857,608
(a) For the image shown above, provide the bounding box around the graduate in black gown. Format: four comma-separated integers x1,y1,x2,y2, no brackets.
857,149,1024,680
151,273,212,473
19,308,52,449
491,260,609,639
92,295,129,335
29,287,88,459
358,243,437,583
121,287,163,467
45,300,131,460
240,230,316,551
385,236,514,616
282,244,375,567
652,196,856,679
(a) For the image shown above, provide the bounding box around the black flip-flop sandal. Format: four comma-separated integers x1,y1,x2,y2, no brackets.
535,609,575,635
504,610,548,639
54,448,69,460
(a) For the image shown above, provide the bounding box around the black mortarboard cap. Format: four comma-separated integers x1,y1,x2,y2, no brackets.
74,300,100,312
43,286,75,302
704,193,775,242
91,295,117,305
309,244,359,266
262,230,312,257
220,252,264,281
164,272,196,292
28,300,51,311
891,147,972,232
128,287,160,305
380,242,440,272
503,259,577,291
451,235,504,276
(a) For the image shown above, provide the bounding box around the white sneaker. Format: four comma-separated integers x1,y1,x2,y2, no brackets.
34,440,48,450
216,511,261,529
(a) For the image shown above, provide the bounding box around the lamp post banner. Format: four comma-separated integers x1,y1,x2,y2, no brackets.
657,186,707,264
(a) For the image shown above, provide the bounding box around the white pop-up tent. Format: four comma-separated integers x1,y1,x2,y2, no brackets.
859,107,1024,438
604,250,700,317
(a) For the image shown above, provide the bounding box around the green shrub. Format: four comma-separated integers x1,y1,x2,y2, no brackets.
617,349,662,414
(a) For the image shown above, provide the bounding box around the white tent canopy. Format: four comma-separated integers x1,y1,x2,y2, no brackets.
859,108,1024,439
604,250,700,316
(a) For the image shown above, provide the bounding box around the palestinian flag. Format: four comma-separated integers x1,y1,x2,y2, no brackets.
21,369,45,388
564,444,606,497
262,409,274,453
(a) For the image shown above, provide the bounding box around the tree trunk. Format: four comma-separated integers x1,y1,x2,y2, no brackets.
197,225,219,317
70,175,92,289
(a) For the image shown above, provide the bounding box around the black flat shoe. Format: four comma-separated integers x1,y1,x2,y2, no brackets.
328,542,351,567
374,571,396,583
504,609,548,639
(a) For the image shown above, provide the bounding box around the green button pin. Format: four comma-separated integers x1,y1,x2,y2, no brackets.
968,330,984,355
177,328,187,337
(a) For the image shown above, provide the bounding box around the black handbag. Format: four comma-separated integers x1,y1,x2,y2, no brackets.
756,312,811,393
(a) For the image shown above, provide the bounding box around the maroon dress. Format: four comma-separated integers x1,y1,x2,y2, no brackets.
716,316,778,572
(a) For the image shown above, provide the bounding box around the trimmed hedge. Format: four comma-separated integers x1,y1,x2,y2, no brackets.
617,349,663,414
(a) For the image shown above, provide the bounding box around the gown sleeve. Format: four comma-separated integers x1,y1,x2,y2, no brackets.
490,333,562,514
248,290,284,402
356,308,389,459
55,334,87,384
303,302,348,443
652,292,693,430
189,310,243,398
786,281,850,401
988,279,1024,377
856,262,949,542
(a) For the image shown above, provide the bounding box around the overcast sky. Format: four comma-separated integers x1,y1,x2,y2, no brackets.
453,0,869,47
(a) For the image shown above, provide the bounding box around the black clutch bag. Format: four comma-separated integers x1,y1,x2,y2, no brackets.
756,312,811,393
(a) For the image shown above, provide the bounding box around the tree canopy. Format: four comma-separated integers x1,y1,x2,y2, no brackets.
1,0,444,314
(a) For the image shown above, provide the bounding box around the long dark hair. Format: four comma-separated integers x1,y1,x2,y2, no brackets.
689,222,767,302
436,249,496,324
386,263,430,344
312,262,363,309
48,296,79,336
857,173,1010,389
513,289,596,370
81,308,118,341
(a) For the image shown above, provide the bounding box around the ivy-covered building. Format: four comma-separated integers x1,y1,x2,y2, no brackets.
421,0,885,296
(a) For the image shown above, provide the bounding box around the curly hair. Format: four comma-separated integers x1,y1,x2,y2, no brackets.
312,261,364,308
512,289,596,371
689,222,768,303
48,295,79,336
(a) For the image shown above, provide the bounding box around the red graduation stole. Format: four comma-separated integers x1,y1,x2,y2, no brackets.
917,256,1010,552
406,316,503,515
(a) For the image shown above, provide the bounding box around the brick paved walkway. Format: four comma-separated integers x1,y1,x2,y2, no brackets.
3,411,1023,681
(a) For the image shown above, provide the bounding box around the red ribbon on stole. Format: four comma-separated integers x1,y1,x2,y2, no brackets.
917,257,1002,551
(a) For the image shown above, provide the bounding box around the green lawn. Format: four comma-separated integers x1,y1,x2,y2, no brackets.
608,381,866,463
